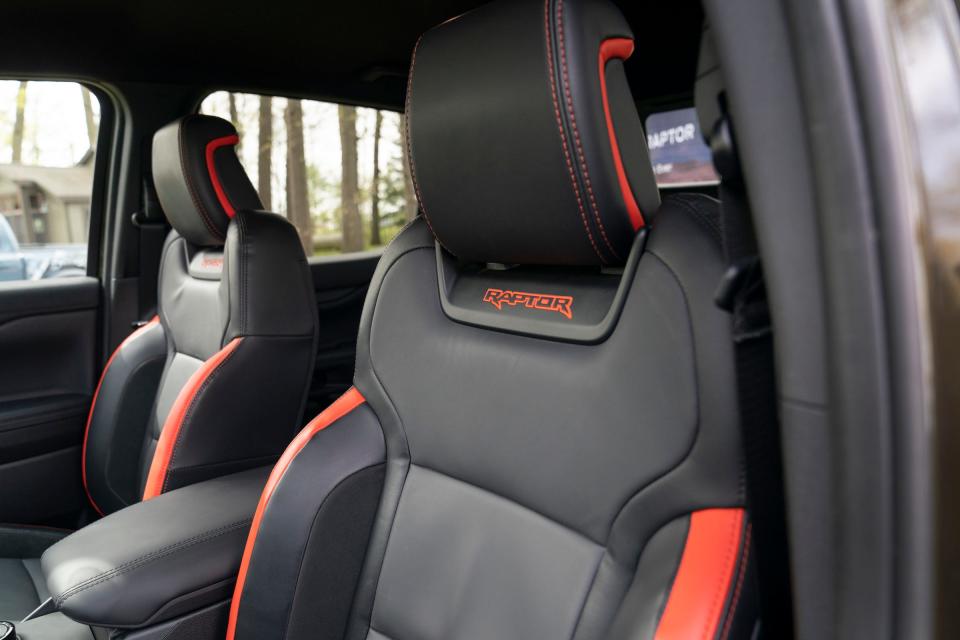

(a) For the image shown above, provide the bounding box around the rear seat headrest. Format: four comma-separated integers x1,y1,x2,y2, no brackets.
406,0,660,267
153,115,263,247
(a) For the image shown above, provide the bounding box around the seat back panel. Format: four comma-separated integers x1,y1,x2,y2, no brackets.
367,242,699,546
348,202,745,639
227,0,759,634
148,352,204,443
85,115,318,514
370,463,603,640
157,235,224,362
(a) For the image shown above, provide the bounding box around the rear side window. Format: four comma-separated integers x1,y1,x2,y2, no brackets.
200,92,417,257
645,107,718,187
0,80,99,281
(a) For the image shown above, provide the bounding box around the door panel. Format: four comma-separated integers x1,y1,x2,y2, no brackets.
0,277,98,526
305,254,379,418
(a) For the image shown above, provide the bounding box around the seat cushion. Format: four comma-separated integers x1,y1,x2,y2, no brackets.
0,558,47,620
0,525,67,620
15,612,93,640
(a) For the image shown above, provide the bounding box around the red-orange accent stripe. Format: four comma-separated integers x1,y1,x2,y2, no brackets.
225,387,366,640
81,316,160,516
141,337,243,500
599,38,645,231
654,508,746,640
205,134,240,218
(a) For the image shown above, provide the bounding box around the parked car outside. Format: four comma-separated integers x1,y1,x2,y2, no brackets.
0,213,85,280
0,214,26,281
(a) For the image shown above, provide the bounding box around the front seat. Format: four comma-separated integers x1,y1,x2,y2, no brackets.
225,1,759,639
0,115,318,621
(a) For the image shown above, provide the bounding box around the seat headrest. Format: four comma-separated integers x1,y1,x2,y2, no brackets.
152,115,263,247
406,0,660,267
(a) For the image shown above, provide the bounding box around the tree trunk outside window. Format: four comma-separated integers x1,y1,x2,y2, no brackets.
339,105,364,252
285,99,312,253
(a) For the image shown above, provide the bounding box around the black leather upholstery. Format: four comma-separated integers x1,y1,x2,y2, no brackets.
0,115,317,624
42,467,269,628
141,207,317,496
152,115,262,247
234,401,385,640
0,526,66,621
83,318,166,515
14,612,93,640
88,114,317,505
228,1,758,639
408,0,659,266
220,209,318,343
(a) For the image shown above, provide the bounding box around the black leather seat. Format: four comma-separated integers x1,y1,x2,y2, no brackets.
225,1,759,638
0,115,318,621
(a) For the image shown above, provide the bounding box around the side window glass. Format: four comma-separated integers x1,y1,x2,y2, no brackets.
645,107,719,187
200,92,419,256
0,81,98,282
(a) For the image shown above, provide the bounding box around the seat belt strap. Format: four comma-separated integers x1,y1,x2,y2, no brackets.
712,118,794,639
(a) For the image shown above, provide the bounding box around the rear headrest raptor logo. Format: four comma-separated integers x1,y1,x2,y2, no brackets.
200,256,223,270
482,288,574,320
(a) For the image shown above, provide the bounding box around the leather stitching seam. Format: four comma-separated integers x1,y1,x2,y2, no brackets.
720,522,752,640
54,518,251,606
404,36,439,240
701,512,742,640
555,0,621,261
544,0,604,263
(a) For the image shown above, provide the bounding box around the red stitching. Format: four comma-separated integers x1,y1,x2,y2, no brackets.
544,0,604,263
719,522,753,640
404,35,438,239
555,0,620,262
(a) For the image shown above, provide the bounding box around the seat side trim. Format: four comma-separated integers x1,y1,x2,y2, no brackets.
653,508,745,640
81,315,160,516
225,386,367,640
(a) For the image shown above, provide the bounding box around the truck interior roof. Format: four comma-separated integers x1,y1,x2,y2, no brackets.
2,0,703,108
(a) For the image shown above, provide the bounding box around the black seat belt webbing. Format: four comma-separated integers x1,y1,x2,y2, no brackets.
712,120,794,639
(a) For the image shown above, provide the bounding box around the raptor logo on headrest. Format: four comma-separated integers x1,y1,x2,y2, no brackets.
200,256,223,270
482,288,574,320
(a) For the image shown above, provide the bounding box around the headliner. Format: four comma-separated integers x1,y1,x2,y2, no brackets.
0,0,704,109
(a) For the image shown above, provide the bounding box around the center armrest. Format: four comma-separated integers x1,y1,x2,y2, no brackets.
41,466,270,629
